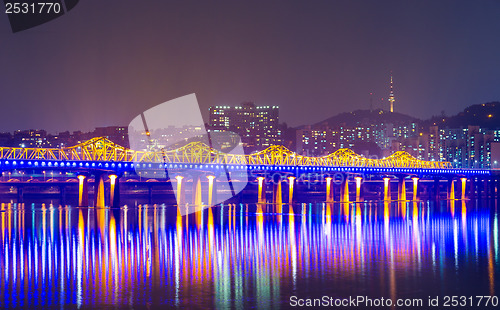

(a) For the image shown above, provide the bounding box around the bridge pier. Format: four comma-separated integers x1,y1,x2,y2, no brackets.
398,177,406,201
483,179,488,198
273,178,283,214
460,177,467,200
207,175,215,206
148,184,153,204
484,178,491,199
354,176,363,202
257,177,266,204
78,174,89,207
412,177,419,201
288,176,296,205
17,186,24,203
496,177,500,200
489,178,496,199
325,177,333,203
191,174,203,206
175,176,185,205
476,178,482,200
383,177,391,201
447,178,456,200
109,174,120,207
477,178,485,200
469,177,476,200
59,185,66,204
94,173,105,207
273,178,282,204
433,178,440,200
192,174,202,206
340,177,349,203
483,178,489,199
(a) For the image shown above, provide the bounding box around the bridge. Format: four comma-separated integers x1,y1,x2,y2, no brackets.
0,137,497,207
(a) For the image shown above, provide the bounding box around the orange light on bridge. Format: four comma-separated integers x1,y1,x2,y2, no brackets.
412,177,419,201
175,176,184,205
207,175,215,206
383,177,391,201
77,175,87,206
461,177,467,200
355,177,362,202
288,176,296,206
257,177,265,204
325,177,333,203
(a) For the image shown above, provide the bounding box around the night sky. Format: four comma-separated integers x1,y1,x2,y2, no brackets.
1,1,500,133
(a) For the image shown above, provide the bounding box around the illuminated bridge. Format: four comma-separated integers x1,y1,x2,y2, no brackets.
0,136,481,170
0,137,497,207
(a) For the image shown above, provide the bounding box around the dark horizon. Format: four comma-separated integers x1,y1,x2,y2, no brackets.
1,1,500,133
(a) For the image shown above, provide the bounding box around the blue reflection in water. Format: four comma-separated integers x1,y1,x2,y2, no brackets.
0,200,498,309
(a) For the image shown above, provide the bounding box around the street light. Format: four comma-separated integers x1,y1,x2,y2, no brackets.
43,171,46,182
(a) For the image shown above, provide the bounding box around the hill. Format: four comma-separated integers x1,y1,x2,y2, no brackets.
424,102,500,129
307,102,500,130
313,108,420,128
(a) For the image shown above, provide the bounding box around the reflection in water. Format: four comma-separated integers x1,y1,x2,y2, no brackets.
0,200,498,308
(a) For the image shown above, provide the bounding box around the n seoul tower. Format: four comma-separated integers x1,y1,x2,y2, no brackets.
388,74,395,113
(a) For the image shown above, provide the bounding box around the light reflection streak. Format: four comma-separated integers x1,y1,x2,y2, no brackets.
0,201,497,308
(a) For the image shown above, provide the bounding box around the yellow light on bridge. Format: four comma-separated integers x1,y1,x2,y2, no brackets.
0,137,452,169
383,177,391,201
354,177,362,188
461,177,467,200
257,177,266,204
412,177,419,201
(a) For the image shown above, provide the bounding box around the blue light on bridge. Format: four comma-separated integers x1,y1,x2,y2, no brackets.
0,159,494,178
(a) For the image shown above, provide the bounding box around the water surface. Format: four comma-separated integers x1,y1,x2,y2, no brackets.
0,200,498,309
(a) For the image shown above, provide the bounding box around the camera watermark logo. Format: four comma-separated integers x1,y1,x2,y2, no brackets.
128,94,248,215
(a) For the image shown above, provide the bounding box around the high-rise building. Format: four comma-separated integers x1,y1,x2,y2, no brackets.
13,129,48,147
209,102,281,150
94,126,128,146
296,125,339,156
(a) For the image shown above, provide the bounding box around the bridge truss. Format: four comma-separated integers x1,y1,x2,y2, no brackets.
0,137,452,169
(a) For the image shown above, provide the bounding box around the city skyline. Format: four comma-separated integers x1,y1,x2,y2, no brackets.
1,97,498,133
2,100,500,169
